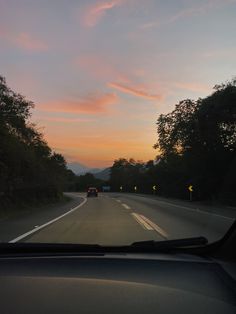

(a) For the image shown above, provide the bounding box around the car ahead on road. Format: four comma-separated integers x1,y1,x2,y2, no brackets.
87,187,98,197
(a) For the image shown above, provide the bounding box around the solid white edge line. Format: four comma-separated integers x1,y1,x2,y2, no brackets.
9,197,87,243
136,196,234,220
159,200,234,220
131,213,153,230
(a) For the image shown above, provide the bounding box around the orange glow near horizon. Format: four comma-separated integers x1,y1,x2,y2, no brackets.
38,93,118,114
41,124,157,168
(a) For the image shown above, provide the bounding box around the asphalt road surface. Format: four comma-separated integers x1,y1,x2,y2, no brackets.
3,192,234,245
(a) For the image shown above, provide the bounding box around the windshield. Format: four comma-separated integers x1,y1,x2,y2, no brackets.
0,0,235,246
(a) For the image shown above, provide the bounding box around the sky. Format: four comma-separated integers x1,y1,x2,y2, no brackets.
0,0,235,167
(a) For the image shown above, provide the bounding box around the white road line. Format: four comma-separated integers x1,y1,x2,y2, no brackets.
131,212,168,239
116,199,122,203
139,214,168,239
131,213,153,230
9,197,87,243
122,203,131,210
155,200,234,220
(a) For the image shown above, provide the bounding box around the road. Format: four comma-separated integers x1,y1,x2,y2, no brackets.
3,193,234,245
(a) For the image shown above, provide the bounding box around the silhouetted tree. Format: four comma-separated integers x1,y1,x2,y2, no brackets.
153,78,236,203
109,78,236,205
0,75,69,207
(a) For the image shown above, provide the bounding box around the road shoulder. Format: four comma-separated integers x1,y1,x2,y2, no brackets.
0,193,84,242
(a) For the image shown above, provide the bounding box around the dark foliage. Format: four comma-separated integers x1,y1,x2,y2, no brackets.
109,79,236,204
0,76,69,207
64,172,106,192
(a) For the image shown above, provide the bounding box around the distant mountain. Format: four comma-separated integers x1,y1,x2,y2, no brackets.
67,162,89,174
89,167,104,174
93,168,111,181
67,162,104,175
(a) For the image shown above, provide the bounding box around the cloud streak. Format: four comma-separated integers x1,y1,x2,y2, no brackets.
0,30,48,52
141,0,236,30
108,82,163,100
36,116,94,123
174,82,211,93
15,32,48,52
81,0,123,27
74,54,120,80
39,93,118,114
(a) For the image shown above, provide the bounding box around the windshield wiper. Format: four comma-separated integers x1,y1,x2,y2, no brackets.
131,236,208,249
0,237,208,256
0,242,103,256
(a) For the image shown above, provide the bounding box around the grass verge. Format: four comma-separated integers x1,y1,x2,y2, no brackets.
0,195,72,221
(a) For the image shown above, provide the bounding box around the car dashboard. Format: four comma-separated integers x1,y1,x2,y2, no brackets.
0,253,235,314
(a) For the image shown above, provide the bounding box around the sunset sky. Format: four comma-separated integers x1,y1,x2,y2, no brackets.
0,0,235,167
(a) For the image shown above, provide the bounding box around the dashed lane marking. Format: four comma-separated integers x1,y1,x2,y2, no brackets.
122,203,131,210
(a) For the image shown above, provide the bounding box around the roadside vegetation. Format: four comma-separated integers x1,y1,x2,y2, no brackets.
108,79,236,205
65,172,105,192
0,76,71,210
1,76,235,208
65,79,236,205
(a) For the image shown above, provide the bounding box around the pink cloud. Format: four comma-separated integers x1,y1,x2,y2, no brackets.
201,49,236,59
74,54,132,86
174,82,211,93
75,55,120,80
140,0,236,30
0,30,48,52
81,0,123,27
39,92,118,114
14,32,48,52
108,82,163,100
35,116,94,123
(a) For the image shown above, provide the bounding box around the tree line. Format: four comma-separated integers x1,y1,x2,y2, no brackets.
1,75,235,207
0,76,70,208
108,79,236,205
64,172,105,192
